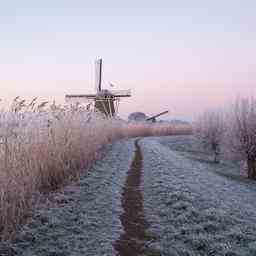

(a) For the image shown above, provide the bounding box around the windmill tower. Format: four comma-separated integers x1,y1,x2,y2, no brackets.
65,59,131,117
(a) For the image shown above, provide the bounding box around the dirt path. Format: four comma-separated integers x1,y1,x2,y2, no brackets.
114,140,153,256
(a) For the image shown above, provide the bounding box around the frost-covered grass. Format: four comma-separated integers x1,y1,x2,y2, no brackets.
141,136,256,256
0,99,190,240
3,140,135,256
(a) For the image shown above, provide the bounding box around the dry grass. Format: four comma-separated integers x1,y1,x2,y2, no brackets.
124,122,192,138
0,98,191,240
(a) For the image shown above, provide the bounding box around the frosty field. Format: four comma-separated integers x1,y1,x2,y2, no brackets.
141,136,256,255
2,135,256,256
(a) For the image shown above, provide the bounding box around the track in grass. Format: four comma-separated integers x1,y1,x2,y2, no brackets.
114,140,154,256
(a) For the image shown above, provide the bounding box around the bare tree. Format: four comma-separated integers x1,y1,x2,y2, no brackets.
194,110,224,163
226,97,256,179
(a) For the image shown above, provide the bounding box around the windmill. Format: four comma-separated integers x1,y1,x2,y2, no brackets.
65,59,131,117
146,111,169,122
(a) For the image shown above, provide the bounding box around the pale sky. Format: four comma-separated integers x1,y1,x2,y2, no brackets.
0,0,256,120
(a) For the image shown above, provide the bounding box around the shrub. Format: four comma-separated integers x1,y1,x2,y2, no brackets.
194,110,224,163
225,97,256,179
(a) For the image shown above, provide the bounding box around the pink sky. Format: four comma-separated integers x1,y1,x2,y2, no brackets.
0,1,256,120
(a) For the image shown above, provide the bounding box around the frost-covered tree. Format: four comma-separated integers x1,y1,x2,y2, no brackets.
226,98,256,179
194,110,224,163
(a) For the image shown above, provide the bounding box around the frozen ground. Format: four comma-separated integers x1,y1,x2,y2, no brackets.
2,140,135,256
141,136,256,256
3,135,256,256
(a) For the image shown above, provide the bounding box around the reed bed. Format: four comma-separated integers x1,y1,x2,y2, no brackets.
0,98,191,240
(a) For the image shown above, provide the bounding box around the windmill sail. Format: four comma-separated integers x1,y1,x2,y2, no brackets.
146,111,169,122
65,95,95,103
108,89,131,97
95,59,102,93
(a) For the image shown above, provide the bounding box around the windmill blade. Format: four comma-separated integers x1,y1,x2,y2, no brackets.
65,97,93,104
65,94,96,103
95,58,102,93
146,111,169,121
108,89,131,97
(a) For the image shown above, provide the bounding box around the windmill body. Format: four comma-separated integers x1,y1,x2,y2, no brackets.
65,59,131,117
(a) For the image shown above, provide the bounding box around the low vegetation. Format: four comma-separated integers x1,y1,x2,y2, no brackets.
194,110,224,163
194,97,256,180
0,97,191,240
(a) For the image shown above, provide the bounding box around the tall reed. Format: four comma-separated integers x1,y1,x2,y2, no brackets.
0,98,191,239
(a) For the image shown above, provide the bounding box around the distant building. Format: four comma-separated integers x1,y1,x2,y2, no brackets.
128,112,148,121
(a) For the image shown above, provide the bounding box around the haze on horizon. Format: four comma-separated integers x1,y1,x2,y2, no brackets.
0,0,255,120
